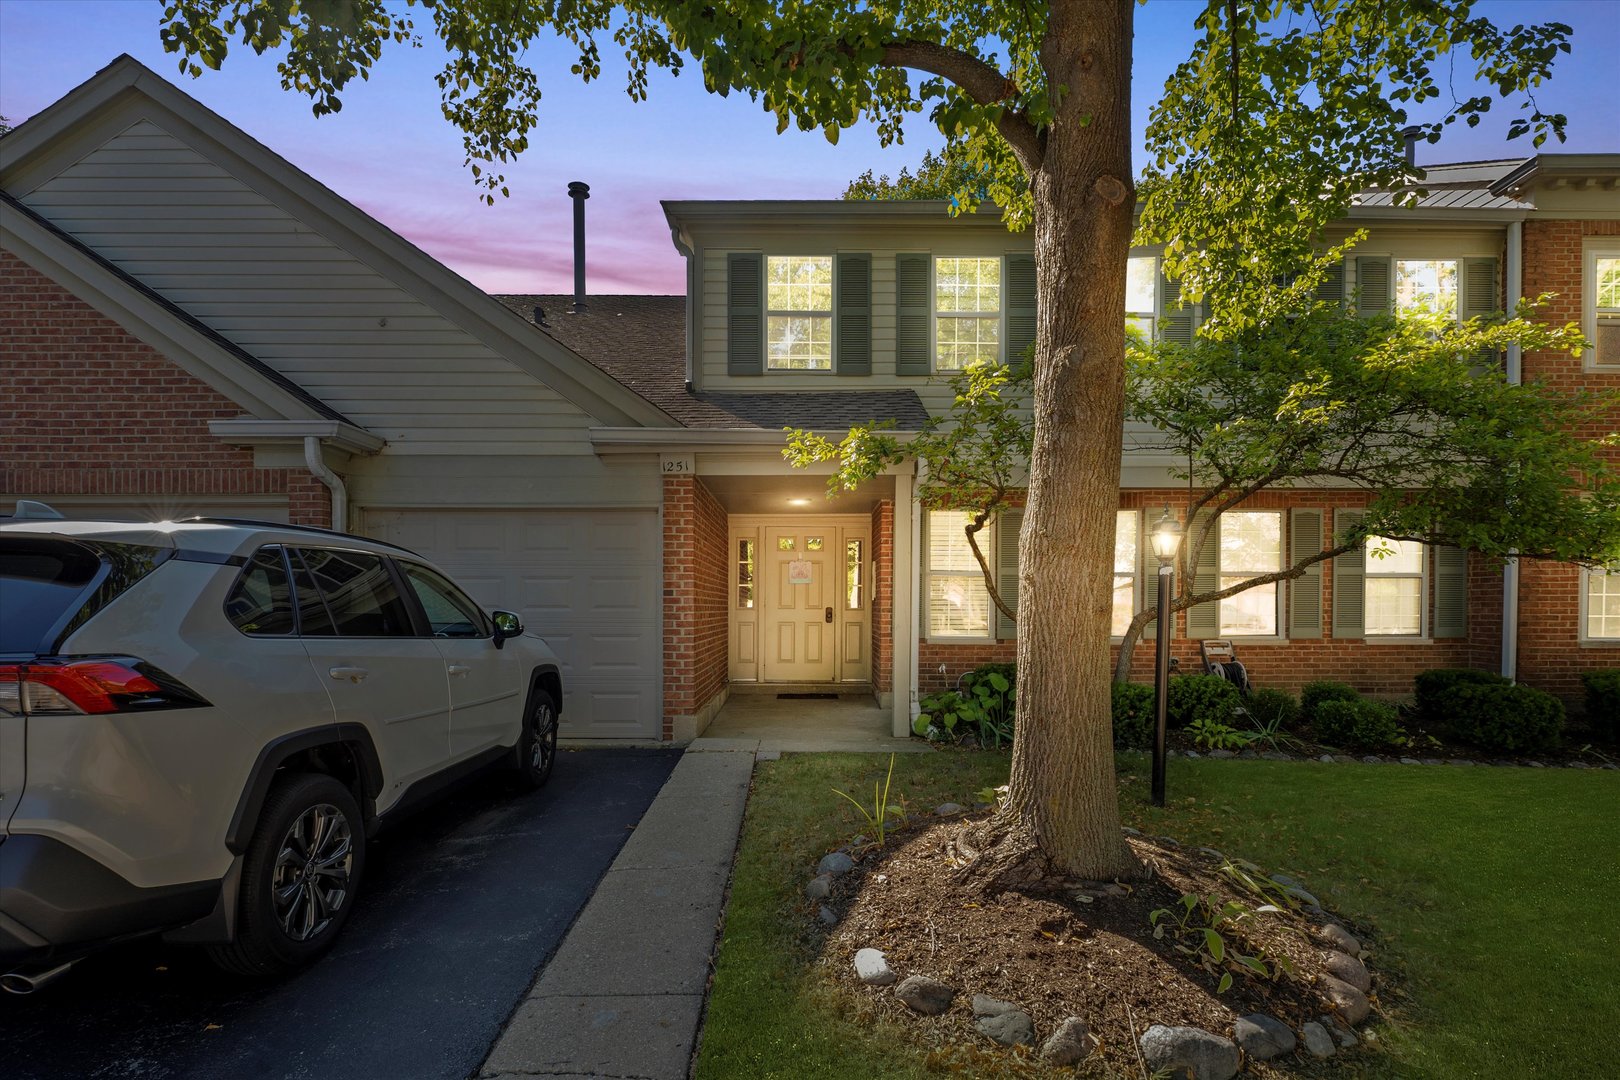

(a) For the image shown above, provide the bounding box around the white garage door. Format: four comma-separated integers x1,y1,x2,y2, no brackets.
363,508,661,740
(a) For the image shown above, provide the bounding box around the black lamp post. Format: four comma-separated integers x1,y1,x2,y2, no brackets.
1150,506,1183,808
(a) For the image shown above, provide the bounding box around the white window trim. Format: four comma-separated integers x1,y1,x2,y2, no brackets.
1363,537,1429,641
764,254,836,374
925,510,998,644
1583,240,1620,371
1215,510,1286,640
932,256,1006,375
1578,566,1620,645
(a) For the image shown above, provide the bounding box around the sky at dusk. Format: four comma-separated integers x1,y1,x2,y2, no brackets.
1,0,1616,295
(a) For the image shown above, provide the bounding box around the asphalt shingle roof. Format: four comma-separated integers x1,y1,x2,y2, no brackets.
494,293,930,430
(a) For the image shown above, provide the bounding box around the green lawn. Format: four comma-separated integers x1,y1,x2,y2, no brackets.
693,751,1620,1079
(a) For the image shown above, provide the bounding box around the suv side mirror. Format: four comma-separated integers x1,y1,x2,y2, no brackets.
491,610,524,648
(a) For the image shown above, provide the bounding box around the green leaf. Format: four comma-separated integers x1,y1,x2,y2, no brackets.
1203,928,1225,963
1217,972,1233,994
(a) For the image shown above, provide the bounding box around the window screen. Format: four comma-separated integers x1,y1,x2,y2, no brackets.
295,548,414,637
225,546,296,635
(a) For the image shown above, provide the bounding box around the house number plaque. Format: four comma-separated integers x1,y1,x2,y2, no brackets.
660,454,694,475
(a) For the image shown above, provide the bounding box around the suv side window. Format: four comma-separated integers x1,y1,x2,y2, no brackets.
225,546,296,635
294,548,416,637
400,563,492,638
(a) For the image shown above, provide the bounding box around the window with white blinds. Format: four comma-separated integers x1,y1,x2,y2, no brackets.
1114,510,1139,636
1365,536,1425,636
927,510,993,638
1587,244,1620,368
1218,511,1283,636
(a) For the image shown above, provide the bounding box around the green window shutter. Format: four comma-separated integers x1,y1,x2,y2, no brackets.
1434,545,1469,638
1316,259,1347,304
835,253,872,375
1186,511,1220,639
1356,256,1392,317
1139,513,1157,640
1332,509,1367,638
727,253,763,375
996,509,1023,640
896,253,931,376
1288,508,1324,638
1461,257,1500,368
1159,266,1198,344
1005,255,1037,365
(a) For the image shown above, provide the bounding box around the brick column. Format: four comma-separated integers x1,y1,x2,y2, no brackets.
662,475,730,739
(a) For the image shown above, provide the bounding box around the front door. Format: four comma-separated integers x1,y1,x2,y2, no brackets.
762,526,836,681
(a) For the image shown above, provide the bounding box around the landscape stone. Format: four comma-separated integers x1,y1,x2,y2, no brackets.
1184,750,1200,758
1139,1025,1240,1080
1321,974,1371,1024
894,975,956,1015
934,802,963,816
852,948,896,986
975,1009,1036,1047
818,852,856,876
1399,757,1422,765
1301,1022,1336,1058
1271,873,1302,888
972,994,1019,1017
1316,923,1362,957
1448,758,1476,766
1319,754,1335,763
1261,750,1294,761
1122,826,1143,836
805,874,833,901
1233,1014,1296,1061
817,905,838,928
1325,949,1372,992
1362,755,1382,764
1321,1016,1360,1048
1208,749,1237,759
1040,1017,1091,1066
1284,884,1321,907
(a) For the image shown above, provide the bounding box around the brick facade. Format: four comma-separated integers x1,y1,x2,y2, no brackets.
870,499,894,695
661,475,730,738
0,250,326,525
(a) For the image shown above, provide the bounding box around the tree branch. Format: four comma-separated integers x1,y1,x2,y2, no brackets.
877,39,1044,169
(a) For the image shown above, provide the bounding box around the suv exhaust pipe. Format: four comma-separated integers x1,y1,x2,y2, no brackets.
1,959,77,994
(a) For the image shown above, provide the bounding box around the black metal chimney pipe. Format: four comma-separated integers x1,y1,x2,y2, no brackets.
568,181,589,314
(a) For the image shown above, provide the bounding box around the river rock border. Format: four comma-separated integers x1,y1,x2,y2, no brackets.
816,826,1382,1077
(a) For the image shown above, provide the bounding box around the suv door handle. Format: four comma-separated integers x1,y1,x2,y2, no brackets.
447,664,472,677
328,666,369,684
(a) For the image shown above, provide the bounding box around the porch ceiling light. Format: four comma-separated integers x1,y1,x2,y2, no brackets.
1151,506,1183,565
787,498,812,507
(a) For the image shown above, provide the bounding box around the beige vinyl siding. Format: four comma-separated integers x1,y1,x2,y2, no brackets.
20,120,594,455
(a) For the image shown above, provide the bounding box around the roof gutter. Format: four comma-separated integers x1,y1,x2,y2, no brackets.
1502,220,1524,681
589,427,920,453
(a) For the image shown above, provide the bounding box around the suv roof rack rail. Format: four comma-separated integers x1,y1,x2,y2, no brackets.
180,518,416,555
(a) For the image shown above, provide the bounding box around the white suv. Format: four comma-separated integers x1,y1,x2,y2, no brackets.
0,509,563,991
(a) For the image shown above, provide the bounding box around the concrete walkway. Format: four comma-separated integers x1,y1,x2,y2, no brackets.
692,694,925,754
478,746,755,1080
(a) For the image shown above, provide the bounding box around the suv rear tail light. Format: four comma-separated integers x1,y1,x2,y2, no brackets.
0,658,209,716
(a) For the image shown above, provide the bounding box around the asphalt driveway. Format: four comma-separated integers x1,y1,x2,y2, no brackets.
0,747,682,1080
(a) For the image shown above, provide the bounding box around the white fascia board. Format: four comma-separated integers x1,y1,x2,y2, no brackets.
589,427,921,453
209,419,385,455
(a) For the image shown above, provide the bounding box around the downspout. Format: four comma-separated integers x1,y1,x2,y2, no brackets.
670,227,697,391
910,458,925,722
1501,220,1523,680
304,436,346,533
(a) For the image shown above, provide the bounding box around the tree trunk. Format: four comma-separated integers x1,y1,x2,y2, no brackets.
991,0,1141,882
1113,611,1153,683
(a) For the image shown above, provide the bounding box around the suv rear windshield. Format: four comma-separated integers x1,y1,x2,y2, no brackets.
0,537,165,654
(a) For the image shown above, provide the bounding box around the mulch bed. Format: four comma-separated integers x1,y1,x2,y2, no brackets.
818,816,1377,1077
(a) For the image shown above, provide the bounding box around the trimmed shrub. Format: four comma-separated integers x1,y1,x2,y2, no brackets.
1245,687,1302,731
1441,683,1564,753
1580,670,1620,741
1111,681,1155,750
1167,674,1244,729
1415,668,1509,724
1301,680,1360,724
1314,698,1405,750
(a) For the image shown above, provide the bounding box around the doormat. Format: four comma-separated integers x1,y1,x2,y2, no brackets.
777,693,839,700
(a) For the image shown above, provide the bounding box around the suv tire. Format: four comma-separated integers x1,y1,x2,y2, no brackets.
209,772,366,977
512,686,559,789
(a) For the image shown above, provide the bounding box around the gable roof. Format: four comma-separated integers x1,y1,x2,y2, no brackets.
496,294,931,431
0,55,679,431
2,189,355,425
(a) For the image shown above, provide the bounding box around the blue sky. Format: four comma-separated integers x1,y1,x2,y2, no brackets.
1,0,1615,293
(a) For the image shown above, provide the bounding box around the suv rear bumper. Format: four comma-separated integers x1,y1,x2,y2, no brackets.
0,834,218,966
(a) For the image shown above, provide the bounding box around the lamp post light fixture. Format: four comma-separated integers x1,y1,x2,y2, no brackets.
1150,506,1183,808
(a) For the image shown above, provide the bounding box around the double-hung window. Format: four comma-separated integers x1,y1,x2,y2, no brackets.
1365,536,1425,636
1394,259,1459,318
1126,255,1158,341
1585,568,1620,641
1586,244,1620,368
766,256,833,370
1113,510,1139,636
1217,511,1282,636
927,509,993,639
934,257,1002,371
